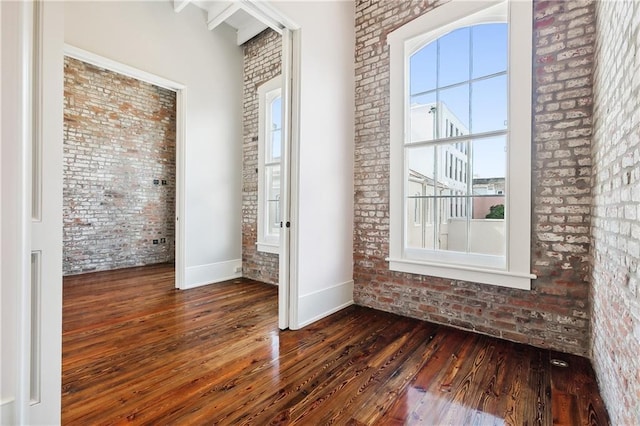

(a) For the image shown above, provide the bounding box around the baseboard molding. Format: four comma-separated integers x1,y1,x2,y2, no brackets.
295,280,354,329
1,398,15,425
183,259,242,289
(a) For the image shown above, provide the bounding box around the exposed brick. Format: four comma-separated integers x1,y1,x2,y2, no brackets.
63,57,176,275
590,0,640,424
353,0,595,357
241,30,281,285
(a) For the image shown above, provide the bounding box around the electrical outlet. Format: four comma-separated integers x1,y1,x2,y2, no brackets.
234,266,242,273
161,180,167,185
153,179,159,185
160,238,166,243
153,239,159,244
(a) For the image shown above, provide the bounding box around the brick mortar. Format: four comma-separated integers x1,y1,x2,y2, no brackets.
353,0,595,356
590,0,640,423
242,30,282,285
63,57,176,275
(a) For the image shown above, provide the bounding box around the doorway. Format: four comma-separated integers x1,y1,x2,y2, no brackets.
62,56,178,276
63,45,187,288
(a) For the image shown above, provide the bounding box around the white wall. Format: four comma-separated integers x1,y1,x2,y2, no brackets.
273,1,355,327
64,1,244,286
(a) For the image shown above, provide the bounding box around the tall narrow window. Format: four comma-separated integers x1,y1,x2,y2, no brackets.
388,0,535,289
257,77,282,253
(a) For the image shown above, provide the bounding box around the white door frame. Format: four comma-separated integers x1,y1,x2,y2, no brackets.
62,45,187,289
243,1,301,330
280,26,301,331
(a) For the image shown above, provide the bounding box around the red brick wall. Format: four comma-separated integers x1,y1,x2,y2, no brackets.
242,30,282,284
63,57,176,275
591,0,640,423
353,0,595,356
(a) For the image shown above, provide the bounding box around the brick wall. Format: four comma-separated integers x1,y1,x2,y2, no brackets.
63,57,176,275
242,30,282,284
353,0,595,356
591,1,640,423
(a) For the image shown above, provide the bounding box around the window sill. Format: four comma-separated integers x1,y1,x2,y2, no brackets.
257,242,279,254
387,257,535,290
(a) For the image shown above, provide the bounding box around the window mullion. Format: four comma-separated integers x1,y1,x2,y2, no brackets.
405,129,508,148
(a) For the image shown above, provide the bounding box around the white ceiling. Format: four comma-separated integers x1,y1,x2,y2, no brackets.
187,1,269,45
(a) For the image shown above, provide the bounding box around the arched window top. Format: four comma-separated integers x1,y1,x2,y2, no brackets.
404,1,507,55
410,22,508,92
409,21,508,140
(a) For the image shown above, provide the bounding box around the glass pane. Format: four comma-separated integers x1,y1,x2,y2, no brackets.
471,74,507,134
406,144,436,181
406,146,438,250
436,141,471,194
271,96,282,130
405,195,435,250
470,135,506,180
469,194,506,256
441,192,469,253
469,135,506,254
409,92,436,143
438,27,470,87
439,84,470,134
265,165,280,237
270,129,281,161
472,23,508,79
410,42,437,95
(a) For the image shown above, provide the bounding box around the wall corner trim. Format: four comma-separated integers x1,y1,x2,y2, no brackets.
183,259,242,289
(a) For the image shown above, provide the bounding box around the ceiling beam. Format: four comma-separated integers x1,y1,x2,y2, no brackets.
173,0,191,13
207,2,240,31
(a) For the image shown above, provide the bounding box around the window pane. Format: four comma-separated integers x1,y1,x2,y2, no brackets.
265,164,280,237
472,23,508,79
270,129,281,161
268,95,282,162
406,147,438,250
470,135,506,179
471,74,507,134
409,93,436,143
438,27,470,87
406,144,436,181
439,84,470,133
410,42,437,95
406,195,436,250
271,96,282,130
470,190,505,256
441,192,469,253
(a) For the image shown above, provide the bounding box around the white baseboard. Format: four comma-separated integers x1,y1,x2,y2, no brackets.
295,280,354,329
1,399,15,425
183,259,242,289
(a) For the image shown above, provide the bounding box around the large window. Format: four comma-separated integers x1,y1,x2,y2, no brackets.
387,0,535,289
257,77,282,254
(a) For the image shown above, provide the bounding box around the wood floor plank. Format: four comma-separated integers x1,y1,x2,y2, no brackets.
61,264,610,425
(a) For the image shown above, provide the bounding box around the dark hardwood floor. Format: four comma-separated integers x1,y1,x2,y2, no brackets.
62,263,609,425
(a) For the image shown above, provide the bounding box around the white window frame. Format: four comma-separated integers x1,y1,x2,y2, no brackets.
387,0,536,289
257,76,282,254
